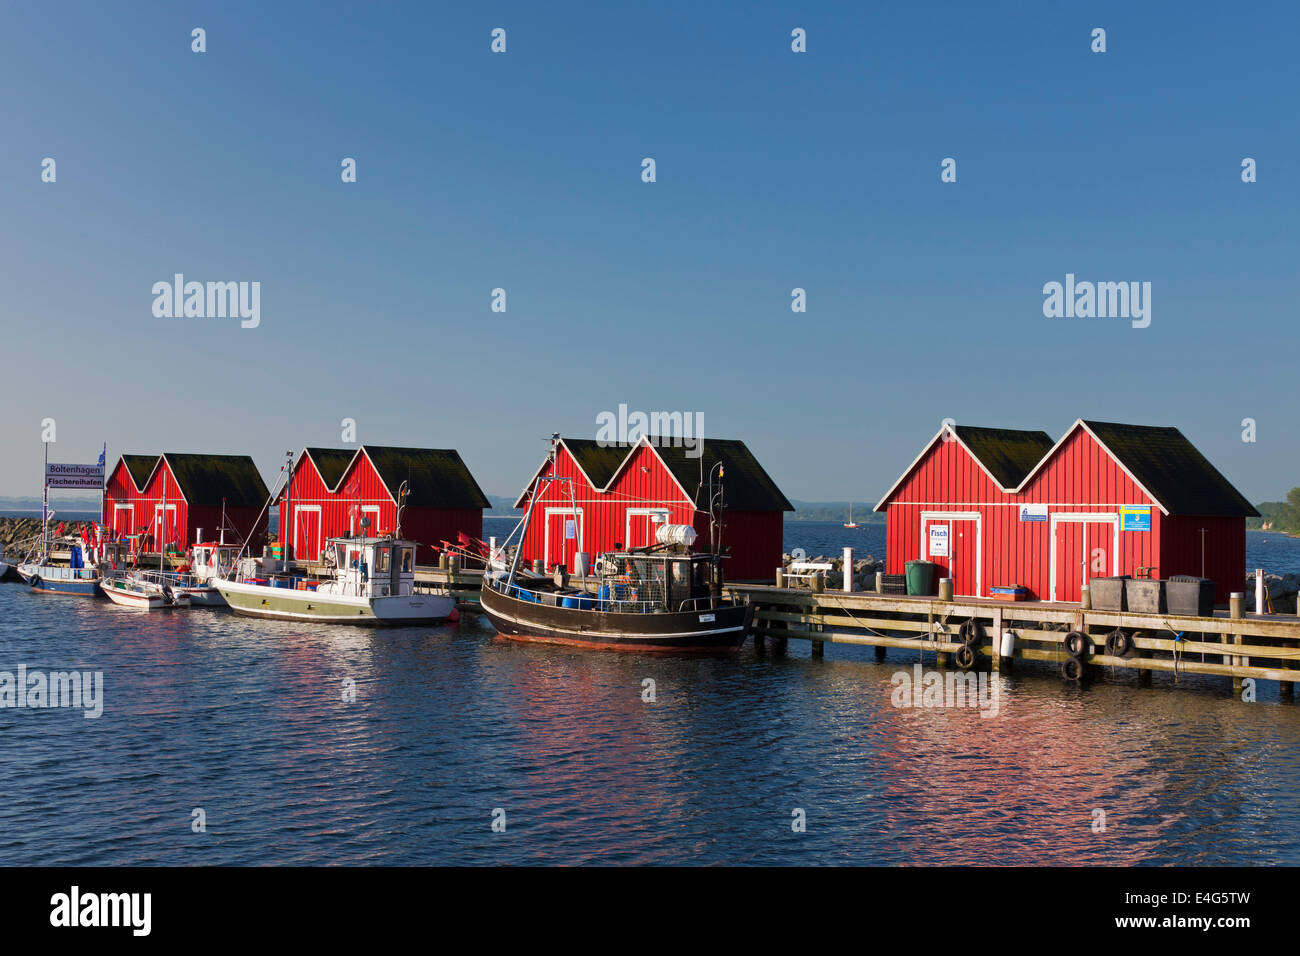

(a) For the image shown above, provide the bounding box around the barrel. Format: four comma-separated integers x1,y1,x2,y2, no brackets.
905,560,938,596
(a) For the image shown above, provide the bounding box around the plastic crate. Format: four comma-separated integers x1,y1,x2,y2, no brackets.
880,573,908,595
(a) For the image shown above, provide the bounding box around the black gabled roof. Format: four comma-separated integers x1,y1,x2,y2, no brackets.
361,446,490,510
653,439,794,512
163,454,269,508
519,437,793,512
561,438,633,490
1082,421,1259,517
120,454,159,491
954,426,1055,489
303,447,356,490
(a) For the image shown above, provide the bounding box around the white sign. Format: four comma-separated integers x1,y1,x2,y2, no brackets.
565,519,576,540
928,525,949,557
1019,504,1048,522
46,463,104,490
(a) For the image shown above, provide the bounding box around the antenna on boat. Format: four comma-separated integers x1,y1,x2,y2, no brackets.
396,480,409,539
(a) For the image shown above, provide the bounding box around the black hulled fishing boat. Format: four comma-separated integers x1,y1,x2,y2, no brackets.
477,467,752,653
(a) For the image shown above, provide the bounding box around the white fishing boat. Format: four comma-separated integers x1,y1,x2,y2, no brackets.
215,534,454,624
97,477,192,610
100,572,191,609
152,537,243,607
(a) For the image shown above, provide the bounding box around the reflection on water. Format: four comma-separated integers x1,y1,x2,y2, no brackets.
1,582,1298,865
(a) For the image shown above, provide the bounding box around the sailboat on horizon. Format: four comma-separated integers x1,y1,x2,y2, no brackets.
844,502,860,529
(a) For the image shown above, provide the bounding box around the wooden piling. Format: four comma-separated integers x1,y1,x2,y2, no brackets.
1230,592,1244,695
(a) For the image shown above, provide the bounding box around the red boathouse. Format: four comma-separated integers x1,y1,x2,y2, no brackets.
277,445,490,564
874,420,1258,603
103,453,269,552
512,436,792,582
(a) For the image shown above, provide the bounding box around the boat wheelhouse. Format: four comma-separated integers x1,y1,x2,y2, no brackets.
214,534,455,625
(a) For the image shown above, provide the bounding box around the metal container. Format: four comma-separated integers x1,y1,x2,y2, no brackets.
1166,576,1214,617
1125,578,1167,614
1089,575,1129,611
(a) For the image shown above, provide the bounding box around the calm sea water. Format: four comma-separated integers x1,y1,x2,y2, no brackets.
2,518,1298,865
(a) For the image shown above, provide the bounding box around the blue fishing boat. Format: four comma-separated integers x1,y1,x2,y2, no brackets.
16,442,105,597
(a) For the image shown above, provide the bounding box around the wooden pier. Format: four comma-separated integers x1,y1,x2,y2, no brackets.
728,583,1300,696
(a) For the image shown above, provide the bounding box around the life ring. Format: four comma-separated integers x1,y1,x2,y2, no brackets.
1061,658,1086,681
958,620,984,648
1064,630,1093,660
1104,629,1133,657
954,644,978,670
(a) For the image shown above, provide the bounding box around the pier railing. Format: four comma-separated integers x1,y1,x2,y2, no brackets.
728,585,1300,694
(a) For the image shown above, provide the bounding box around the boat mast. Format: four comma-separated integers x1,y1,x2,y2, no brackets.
41,440,49,563
160,472,166,573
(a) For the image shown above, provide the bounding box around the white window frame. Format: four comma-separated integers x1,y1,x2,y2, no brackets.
294,504,322,558
113,503,134,536
624,508,672,549
351,504,382,536
544,506,584,568
919,510,982,597
153,503,178,547
1049,512,1120,602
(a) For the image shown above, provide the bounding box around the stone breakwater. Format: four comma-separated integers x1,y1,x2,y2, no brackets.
0,517,49,557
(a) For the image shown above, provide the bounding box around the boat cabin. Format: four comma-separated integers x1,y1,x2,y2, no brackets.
190,541,241,582
324,536,419,598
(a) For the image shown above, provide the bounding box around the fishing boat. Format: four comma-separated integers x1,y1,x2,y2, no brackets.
477,470,752,653
100,572,191,609
156,540,242,607
17,533,101,596
214,534,454,624
211,450,455,625
844,502,859,529
16,443,107,597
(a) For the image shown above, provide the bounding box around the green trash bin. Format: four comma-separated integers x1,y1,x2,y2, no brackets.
905,560,938,596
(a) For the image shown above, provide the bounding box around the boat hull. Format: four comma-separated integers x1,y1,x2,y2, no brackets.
17,564,101,597
479,584,752,653
213,579,455,626
100,578,190,609
177,586,226,608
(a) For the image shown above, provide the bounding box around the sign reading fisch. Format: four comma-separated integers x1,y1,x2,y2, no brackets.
929,525,949,557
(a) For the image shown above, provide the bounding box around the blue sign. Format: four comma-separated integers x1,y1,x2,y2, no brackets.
1120,506,1151,532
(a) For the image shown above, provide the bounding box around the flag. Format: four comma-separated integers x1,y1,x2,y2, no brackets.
97,446,106,468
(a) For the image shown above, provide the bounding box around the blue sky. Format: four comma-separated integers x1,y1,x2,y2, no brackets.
1,1,1296,504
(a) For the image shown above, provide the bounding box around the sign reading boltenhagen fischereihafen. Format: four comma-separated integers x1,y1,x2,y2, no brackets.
45,463,105,489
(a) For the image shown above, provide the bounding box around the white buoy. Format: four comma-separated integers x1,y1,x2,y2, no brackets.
1000,630,1016,658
